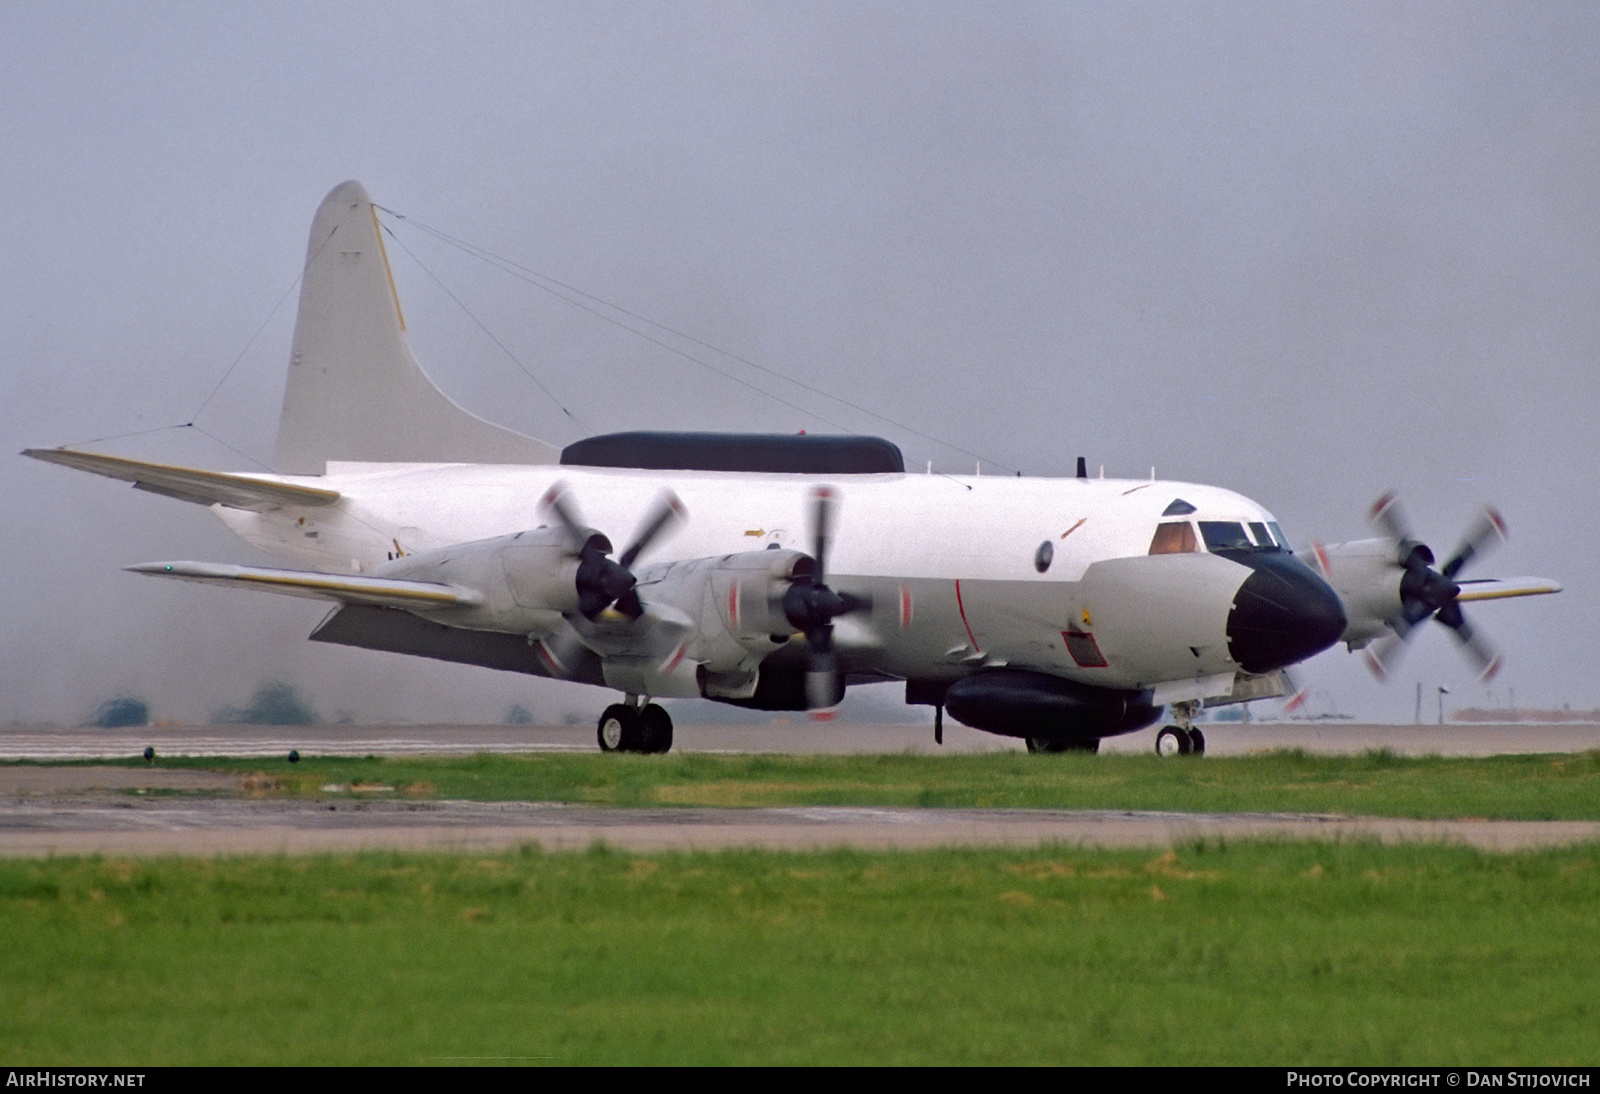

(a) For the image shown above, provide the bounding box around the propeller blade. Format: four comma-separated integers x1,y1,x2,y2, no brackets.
783,485,861,715
1363,633,1400,681
539,482,592,554
1440,508,1507,579
1364,493,1514,682
618,490,686,569
806,647,841,719
838,590,872,615
1369,491,1415,557
810,486,835,585
532,625,589,680
1309,542,1332,579
1281,668,1311,714
1458,631,1502,682
543,485,688,621
1436,606,1502,680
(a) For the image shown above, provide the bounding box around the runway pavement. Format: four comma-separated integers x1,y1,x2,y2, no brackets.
3,718,1598,761
2,720,1596,857
3,793,1598,858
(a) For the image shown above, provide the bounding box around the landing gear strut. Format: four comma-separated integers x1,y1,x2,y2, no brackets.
597,697,674,754
1154,700,1205,757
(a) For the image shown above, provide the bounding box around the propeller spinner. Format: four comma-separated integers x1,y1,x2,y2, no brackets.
1365,492,1506,681
540,483,686,621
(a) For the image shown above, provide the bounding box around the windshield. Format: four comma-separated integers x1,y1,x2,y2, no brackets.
1199,520,1289,554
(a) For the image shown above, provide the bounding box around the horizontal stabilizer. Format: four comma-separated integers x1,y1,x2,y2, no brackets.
1455,577,1563,602
23,449,339,511
127,561,480,610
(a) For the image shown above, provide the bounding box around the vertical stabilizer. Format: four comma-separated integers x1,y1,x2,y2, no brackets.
275,181,559,473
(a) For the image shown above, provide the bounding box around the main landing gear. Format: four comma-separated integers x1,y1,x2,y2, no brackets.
1154,700,1205,757
597,699,674,754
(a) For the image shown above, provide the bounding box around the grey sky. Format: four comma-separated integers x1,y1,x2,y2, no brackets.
3,2,1594,725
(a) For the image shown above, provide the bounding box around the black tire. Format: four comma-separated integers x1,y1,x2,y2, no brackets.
597,704,640,753
1155,725,1192,757
639,703,674,754
1188,727,1206,756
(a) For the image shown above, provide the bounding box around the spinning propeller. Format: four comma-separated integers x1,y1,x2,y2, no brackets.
540,483,686,621
1364,492,1506,681
782,486,870,716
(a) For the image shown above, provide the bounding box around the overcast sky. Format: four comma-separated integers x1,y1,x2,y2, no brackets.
3,1,1594,727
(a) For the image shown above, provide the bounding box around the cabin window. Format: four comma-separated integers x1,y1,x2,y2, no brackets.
1148,521,1198,555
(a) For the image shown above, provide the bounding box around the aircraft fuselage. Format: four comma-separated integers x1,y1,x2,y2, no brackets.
212,462,1345,711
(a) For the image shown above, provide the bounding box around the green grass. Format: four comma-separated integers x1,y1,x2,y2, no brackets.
9,750,1599,1063
3,842,1597,1065
64,747,1600,819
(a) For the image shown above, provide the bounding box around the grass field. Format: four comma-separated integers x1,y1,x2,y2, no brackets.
95,746,1600,819
4,841,1599,1065
7,749,1599,1065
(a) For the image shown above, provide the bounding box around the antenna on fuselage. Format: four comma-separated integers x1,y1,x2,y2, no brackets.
1076,456,1087,479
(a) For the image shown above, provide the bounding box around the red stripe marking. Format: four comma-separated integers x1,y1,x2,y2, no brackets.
534,640,564,677
954,579,981,653
664,642,687,673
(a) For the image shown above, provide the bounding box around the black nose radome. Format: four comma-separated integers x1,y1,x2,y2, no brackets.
1226,554,1347,673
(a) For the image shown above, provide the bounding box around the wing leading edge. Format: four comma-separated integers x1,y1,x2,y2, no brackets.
1454,577,1563,602
126,561,479,610
22,449,340,511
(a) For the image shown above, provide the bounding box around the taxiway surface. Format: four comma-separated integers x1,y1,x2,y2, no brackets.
3,720,1595,858
4,718,1597,761
3,794,1597,858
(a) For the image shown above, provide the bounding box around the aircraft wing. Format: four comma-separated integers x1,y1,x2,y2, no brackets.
127,561,481,610
22,448,339,511
1455,577,1563,602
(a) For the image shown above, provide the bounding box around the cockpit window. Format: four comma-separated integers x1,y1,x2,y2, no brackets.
1149,521,1198,555
1200,520,1291,554
1248,522,1292,551
1199,521,1252,552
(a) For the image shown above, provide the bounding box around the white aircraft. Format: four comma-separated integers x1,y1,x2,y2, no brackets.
24,182,1561,755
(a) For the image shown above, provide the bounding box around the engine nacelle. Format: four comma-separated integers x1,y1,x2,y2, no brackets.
374,526,581,633
1311,538,1408,648
635,547,814,698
